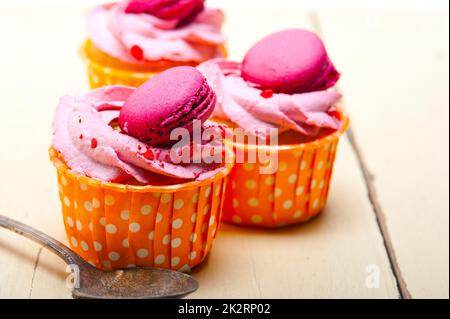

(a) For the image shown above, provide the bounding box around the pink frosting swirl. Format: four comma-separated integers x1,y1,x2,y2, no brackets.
52,86,227,184
197,59,342,139
87,1,226,64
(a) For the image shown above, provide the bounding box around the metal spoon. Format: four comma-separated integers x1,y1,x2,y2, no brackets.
0,214,198,299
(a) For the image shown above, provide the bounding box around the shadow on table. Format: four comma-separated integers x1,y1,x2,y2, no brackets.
191,208,330,276
0,238,67,278
219,211,326,237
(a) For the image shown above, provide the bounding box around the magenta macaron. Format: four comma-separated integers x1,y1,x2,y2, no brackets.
119,66,216,146
125,0,205,23
241,29,340,94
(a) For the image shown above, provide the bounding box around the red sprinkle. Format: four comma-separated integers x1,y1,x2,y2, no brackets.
130,45,144,61
328,110,341,121
260,89,274,99
140,148,154,160
79,134,83,139
78,118,82,124
90,138,98,149
137,145,142,151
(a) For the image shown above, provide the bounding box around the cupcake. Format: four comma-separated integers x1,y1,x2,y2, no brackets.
83,0,226,88
198,29,349,228
50,66,234,271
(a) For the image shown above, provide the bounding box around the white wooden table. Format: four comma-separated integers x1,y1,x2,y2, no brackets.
0,4,448,299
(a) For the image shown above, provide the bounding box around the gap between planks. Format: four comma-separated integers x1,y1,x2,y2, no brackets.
7,9,410,300
28,247,43,299
308,11,412,299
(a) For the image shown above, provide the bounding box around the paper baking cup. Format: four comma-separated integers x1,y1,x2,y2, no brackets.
82,39,228,89
49,147,234,271
222,111,349,228
86,59,158,89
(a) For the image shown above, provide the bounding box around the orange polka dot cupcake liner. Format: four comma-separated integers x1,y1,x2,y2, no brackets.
49,147,234,272
82,40,228,89
222,110,350,228
86,58,158,89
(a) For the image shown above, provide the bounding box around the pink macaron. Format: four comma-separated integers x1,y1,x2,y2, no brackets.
119,66,216,146
125,0,205,23
241,29,340,94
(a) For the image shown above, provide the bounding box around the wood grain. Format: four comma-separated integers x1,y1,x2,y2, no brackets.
318,10,449,298
190,139,398,298
0,4,445,299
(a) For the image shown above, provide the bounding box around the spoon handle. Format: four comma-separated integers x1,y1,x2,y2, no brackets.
0,214,80,265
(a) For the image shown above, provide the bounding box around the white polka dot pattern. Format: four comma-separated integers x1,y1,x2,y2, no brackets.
129,223,140,233
93,241,102,252
66,216,74,227
171,257,180,267
63,196,71,207
172,219,183,229
173,199,184,210
154,254,165,265
92,198,100,209
162,234,171,245
171,238,181,248
84,201,93,212
221,138,341,227
52,147,228,271
109,252,120,261
70,237,78,247
140,205,152,215
106,224,117,234
251,215,262,224
137,249,148,259
120,210,130,221
105,195,115,206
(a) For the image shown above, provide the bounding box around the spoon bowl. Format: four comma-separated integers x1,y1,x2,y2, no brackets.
73,263,198,299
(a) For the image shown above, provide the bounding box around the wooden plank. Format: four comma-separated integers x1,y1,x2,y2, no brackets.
318,10,449,298
0,5,398,298
0,233,38,298
190,7,398,298
191,139,399,298
0,6,87,299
